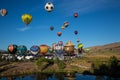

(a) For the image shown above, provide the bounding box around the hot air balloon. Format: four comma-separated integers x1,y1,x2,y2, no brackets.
64,22,69,28
74,30,78,35
45,2,54,12
40,45,48,55
85,48,90,53
77,43,83,49
0,9,7,16
55,44,63,54
8,44,17,54
48,47,53,53
57,32,62,36
52,43,56,51
21,14,32,26
77,38,80,43
17,45,27,56
30,45,40,55
54,42,64,60
50,26,54,31
58,41,63,46
77,43,83,54
64,41,75,54
74,13,78,18
61,26,65,30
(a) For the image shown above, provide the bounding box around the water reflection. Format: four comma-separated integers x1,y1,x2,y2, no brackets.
0,73,120,80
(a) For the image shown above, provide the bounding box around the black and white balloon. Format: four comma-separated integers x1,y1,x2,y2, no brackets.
45,2,54,12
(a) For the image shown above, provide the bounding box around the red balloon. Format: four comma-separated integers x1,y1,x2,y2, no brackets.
74,13,78,18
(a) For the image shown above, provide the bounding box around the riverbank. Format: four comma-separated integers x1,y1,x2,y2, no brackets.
0,53,120,77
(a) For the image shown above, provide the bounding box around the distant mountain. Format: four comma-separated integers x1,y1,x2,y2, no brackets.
0,49,7,52
87,42,120,53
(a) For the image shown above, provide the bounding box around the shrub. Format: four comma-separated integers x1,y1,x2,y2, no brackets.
108,56,119,71
54,58,65,69
36,58,47,66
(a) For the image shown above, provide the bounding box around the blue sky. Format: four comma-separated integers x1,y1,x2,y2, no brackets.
0,0,120,50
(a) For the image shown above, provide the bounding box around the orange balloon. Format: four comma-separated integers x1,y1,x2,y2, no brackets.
8,45,14,52
8,44,17,54
57,32,62,36
40,45,48,55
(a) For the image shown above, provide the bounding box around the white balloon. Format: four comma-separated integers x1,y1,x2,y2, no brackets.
45,2,54,12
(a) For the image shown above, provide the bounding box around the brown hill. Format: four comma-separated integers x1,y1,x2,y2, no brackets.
87,42,120,53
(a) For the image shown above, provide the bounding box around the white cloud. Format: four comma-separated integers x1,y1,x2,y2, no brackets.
56,0,120,16
16,25,50,32
16,27,30,31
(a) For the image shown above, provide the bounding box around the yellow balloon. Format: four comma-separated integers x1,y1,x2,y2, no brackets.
61,26,65,30
78,43,83,49
21,14,32,26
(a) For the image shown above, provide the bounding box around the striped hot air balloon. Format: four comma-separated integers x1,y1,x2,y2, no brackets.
0,9,7,16
64,22,69,28
30,45,40,55
8,44,17,54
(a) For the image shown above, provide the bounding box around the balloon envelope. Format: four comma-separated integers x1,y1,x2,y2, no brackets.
50,26,54,31
57,32,62,36
0,9,7,16
61,26,65,30
74,13,78,18
77,38,80,43
17,45,27,56
8,44,17,54
45,2,54,12
74,30,78,35
64,22,69,28
77,43,83,49
55,44,63,55
21,14,32,26
40,45,48,55
58,41,63,46
52,43,56,51
48,48,53,53
30,45,40,55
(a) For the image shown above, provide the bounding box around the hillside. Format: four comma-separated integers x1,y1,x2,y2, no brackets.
87,42,120,54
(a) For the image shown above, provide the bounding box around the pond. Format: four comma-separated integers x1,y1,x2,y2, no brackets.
0,73,120,80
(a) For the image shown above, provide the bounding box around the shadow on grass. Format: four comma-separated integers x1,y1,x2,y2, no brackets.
82,56,120,77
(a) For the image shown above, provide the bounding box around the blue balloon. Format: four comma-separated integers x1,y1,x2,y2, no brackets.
30,45,40,55
58,41,63,46
55,44,63,55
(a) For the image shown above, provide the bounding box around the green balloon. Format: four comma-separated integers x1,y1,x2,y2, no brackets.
77,43,83,48
17,45,27,56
